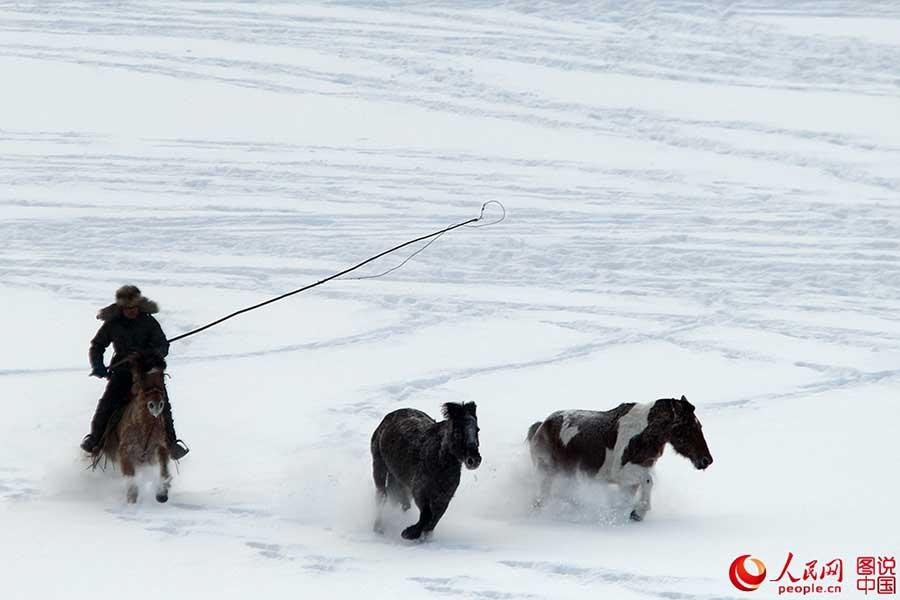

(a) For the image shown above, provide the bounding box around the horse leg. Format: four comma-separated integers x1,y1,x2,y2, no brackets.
371,448,389,534
401,493,432,541
386,473,411,511
533,465,555,510
156,446,171,503
632,472,653,521
625,467,653,521
121,456,138,504
422,496,451,538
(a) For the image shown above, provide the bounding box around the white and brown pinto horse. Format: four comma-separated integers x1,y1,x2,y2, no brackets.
526,396,712,521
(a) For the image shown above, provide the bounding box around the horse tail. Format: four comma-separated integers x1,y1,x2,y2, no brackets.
370,428,388,494
525,421,542,443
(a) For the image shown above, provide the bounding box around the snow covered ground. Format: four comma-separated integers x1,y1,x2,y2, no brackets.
2,2,899,598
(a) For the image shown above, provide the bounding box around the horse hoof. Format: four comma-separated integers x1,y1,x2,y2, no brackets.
629,510,644,522
156,493,168,503
401,526,422,540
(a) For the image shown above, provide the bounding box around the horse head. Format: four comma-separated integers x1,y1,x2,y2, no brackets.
667,396,713,470
442,402,481,470
128,353,168,419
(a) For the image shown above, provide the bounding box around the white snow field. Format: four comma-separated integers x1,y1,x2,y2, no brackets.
2,2,899,599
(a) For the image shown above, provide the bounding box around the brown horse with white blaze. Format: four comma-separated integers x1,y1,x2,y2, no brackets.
100,354,173,504
526,396,712,521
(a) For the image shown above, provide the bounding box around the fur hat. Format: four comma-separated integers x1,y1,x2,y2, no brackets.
97,285,159,321
115,285,143,308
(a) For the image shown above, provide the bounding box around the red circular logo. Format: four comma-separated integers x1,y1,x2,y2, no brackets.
729,555,767,592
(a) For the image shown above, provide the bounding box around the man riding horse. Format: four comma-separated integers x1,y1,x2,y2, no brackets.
80,285,189,460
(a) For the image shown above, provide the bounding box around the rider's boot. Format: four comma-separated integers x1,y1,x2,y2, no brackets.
163,403,189,460
80,432,100,454
169,439,190,460
80,414,108,454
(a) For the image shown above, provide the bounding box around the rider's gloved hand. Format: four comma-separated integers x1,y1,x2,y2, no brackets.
90,364,109,379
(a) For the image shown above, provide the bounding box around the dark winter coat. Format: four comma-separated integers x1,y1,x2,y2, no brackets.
89,298,169,370
370,403,481,540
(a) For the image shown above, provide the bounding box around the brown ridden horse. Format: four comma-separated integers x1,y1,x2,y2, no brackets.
100,354,173,504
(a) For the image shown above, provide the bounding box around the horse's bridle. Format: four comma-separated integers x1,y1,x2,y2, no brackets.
139,382,168,457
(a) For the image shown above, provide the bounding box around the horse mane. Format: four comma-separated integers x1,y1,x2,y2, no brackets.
653,396,694,425
441,401,477,420
133,353,167,374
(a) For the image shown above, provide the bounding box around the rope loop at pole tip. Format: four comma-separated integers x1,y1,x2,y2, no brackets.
468,200,506,228
347,200,506,281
